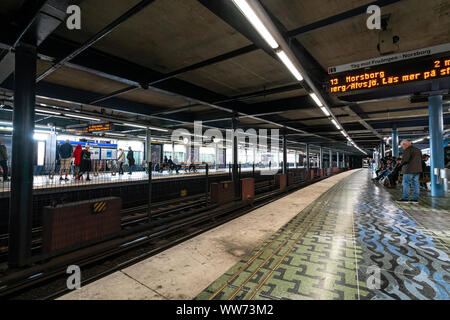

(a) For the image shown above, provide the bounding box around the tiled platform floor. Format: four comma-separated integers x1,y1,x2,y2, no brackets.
196,169,449,300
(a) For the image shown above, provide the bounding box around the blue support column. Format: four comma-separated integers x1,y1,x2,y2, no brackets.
428,94,445,197
392,126,399,158
336,151,340,168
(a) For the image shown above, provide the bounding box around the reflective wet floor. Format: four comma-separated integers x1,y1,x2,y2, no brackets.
196,169,449,300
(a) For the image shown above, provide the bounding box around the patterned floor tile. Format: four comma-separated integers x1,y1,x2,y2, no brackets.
196,170,450,300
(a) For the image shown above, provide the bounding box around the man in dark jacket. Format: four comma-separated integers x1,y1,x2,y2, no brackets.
0,139,9,182
397,140,423,203
127,147,135,175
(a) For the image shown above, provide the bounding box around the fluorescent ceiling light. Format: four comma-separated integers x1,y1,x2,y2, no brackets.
310,93,323,107
320,107,330,117
123,123,147,129
0,121,12,126
65,114,100,121
149,126,169,132
276,51,303,81
232,0,279,49
0,126,12,131
34,130,53,134
107,133,126,137
331,119,341,130
122,123,168,132
36,108,61,115
340,131,347,137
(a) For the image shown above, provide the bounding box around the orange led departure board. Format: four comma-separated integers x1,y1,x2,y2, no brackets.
329,56,450,94
81,123,112,133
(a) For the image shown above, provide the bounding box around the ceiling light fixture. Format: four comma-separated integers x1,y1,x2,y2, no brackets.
309,93,323,107
320,107,330,116
331,119,341,130
123,123,147,129
231,0,279,49
276,50,304,81
36,108,61,115
65,114,100,122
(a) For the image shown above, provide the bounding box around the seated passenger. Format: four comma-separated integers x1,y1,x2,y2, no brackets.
420,154,430,188
186,156,196,172
386,158,403,187
373,159,393,181
173,157,181,174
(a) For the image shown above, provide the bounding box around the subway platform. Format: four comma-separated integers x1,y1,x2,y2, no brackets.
60,169,449,300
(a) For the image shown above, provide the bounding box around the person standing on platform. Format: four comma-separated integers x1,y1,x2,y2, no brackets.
127,147,135,175
0,139,9,182
73,144,82,180
167,156,174,173
117,148,125,175
78,146,91,181
397,140,423,204
59,140,73,181
173,156,181,174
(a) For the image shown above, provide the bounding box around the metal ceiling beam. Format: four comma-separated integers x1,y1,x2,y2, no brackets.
89,86,138,104
35,38,330,140
286,0,406,38
140,0,404,89
158,83,307,118
148,44,258,86
344,104,382,139
0,0,77,84
36,0,157,82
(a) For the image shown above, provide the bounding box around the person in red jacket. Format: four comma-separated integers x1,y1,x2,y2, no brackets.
73,144,82,180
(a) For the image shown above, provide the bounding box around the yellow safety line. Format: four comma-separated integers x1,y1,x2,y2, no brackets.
245,207,326,300
206,202,321,300
226,200,327,300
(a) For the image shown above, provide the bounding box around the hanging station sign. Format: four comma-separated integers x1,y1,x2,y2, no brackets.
328,43,450,74
82,123,112,132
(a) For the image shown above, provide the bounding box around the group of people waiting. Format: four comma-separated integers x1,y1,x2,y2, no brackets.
154,156,182,174
58,140,92,181
371,139,430,204
58,140,136,181
372,156,403,188
153,156,197,174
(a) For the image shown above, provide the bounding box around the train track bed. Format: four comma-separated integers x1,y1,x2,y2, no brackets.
0,174,329,299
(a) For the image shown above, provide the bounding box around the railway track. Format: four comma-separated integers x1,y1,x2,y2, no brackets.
0,180,275,259
0,173,323,299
